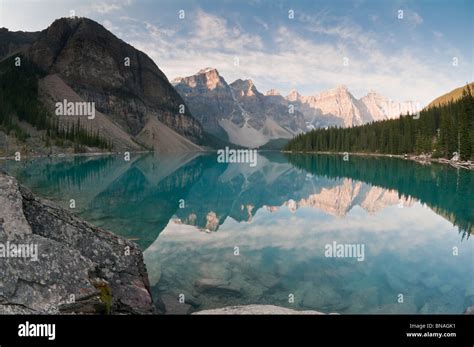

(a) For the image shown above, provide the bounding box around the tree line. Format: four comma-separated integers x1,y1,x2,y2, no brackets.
284,85,474,161
0,55,111,152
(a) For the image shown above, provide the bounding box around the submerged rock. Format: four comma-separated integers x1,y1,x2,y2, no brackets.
193,304,325,315
194,278,242,297
0,170,154,314
160,294,193,315
464,305,474,314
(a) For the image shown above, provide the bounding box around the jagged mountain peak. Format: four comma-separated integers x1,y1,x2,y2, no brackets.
366,89,381,95
361,91,389,101
284,85,365,127
230,79,260,97
174,68,306,147
173,67,227,91
266,89,281,96
231,78,254,87
359,91,419,121
198,67,219,75
334,84,349,91
173,65,414,145
322,85,352,97
286,89,301,101
171,77,184,85
28,16,169,83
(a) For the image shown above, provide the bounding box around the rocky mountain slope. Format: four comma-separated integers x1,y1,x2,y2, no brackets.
0,17,206,155
426,82,474,109
173,68,306,148
0,170,154,314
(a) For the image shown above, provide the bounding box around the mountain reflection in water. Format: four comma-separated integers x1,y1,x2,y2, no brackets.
2,152,473,314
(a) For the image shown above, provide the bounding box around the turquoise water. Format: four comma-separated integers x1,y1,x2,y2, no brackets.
2,152,473,314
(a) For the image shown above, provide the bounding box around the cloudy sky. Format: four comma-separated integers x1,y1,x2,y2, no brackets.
1,0,472,105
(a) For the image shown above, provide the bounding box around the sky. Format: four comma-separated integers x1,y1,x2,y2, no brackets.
0,0,473,106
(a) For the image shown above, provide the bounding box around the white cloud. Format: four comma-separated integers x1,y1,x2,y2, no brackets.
187,10,264,52
299,12,378,52
407,11,423,26
110,9,466,106
0,3,470,106
253,16,269,30
87,0,132,14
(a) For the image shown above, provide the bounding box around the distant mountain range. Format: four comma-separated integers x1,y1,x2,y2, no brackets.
293,86,419,127
172,68,306,147
173,68,419,147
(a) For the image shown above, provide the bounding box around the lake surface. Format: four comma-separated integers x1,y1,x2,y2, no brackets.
2,152,473,314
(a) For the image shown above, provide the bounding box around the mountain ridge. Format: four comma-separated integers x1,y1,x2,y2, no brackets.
173,68,306,148
0,17,209,155
426,82,474,109
174,68,420,146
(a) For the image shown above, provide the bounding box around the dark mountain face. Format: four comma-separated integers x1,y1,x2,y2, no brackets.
26,17,202,141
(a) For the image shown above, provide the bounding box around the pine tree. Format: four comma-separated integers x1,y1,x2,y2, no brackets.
459,86,473,160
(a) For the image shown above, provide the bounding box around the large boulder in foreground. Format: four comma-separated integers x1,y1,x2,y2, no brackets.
0,170,154,314
193,305,325,315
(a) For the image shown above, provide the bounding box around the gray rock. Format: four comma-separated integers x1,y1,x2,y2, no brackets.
194,278,242,297
160,294,193,315
0,174,31,238
193,304,325,315
0,171,154,314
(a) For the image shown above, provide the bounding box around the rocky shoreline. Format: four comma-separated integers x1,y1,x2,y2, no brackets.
0,170,154,314
0,150,153,161
282,150,474,170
